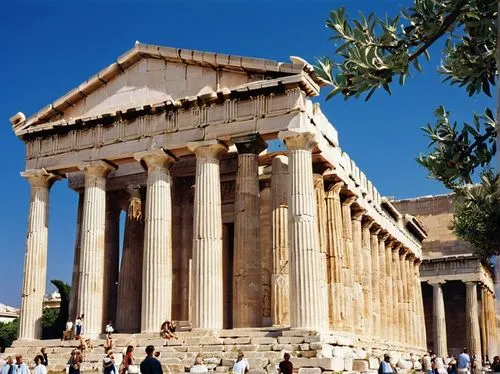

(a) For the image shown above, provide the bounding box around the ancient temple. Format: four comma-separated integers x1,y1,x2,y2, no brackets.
394,195,498,365
11,43,428,364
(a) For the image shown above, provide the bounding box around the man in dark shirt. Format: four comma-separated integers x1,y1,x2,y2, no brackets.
279,353,293,374
140,345,163,374
40,348,48,366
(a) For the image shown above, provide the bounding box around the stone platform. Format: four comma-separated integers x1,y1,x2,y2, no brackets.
6,328,424,373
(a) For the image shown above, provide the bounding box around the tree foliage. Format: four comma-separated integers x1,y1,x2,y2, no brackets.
0,319,18,352
316,0,499,259
41,280,71,339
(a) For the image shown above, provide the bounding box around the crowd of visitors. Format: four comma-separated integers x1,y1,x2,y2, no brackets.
418,348,500,374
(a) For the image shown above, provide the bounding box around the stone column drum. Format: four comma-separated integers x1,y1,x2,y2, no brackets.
465,281,482,368
135,149,176,332
431,282,448,357
384,239,393,342
378,232,388,341
399,249,409,345
370,226,381,339
232,134,267,328
361,217,373,337
351,208,365,333
341,196,356,333
280,131,327,330
69,192,84,322
77,161,115,338
391,244,401,344
325,182,344,330
271,156,289,326
103,194,120,326
188,140,227,330
116,187,144,332
18,170,59,340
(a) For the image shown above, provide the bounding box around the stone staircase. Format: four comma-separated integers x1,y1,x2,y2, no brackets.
5,328,422,374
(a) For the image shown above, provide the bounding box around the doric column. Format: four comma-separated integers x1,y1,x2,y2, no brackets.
232,134,267,327
188,140,228,329
378,231,388,341
399,248,409,345
341,196,356,333
480,287,489,359
384,238,394,342
271,155,289,326
325,182,344,331
69,191,84,322
370,225,381,339
116,187,144,332
406,254,415,346
465,281,482,368
260,180,272,327
18,169,59,340
103,193,120,327
351,207,365,334
77,161,116,338
488,291,497,359
280,131,327,330
430,281,448,357
361,217,373,337
392,244,402,344
135,149,176,332
415,259,427,349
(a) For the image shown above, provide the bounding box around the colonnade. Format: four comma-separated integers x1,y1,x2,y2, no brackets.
18,131,426,347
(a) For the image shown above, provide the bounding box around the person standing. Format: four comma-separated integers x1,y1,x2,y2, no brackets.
105,321,114,337
63,320,73,341
12,355,29,374
33,356,47,374
448,354,458,374
0,356,13,374
40,348,48,366
68,349,83,374
75,316,83,338
139,346,163,374
232,351,249,374
491,356,500,373
278,353,293,374
378,354,395,374
103,351,116,374
122,346,137,374
422,353,433,374
457,348,471,374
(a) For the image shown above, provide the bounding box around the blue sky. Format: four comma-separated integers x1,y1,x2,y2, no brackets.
0,0,494,307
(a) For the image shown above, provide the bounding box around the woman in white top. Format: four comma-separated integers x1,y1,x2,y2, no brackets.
232,351,249,374
190,356,208,374
33,356,47,374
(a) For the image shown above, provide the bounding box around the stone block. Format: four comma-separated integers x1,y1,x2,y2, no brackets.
368,358,379,370
224,337,251,345
185,337,202,345
251,337,277,345
344,358,353,371
303,336,321,343
257,345,273,352
248,370,267,374
290,358,344,371
216,366,230,372
277,337,305,344
247,358,270,369
397,360,412,369
230,344,258,352
298,368,322,374
281,330,316,337
352,359,369,372
299,351,317,358
202,337,224,345
163,358,182,365
298,344,310,351
222,359,236,367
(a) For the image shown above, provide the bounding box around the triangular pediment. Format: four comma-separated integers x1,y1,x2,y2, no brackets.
14,42,319,133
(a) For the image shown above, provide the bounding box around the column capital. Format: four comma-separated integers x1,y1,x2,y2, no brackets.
79,160,116,178
378,230,390,241
134,149,177,170
399,246,409,256
326,181,344,196
392,242,403,252
361,215,374,229
341,196,357,207
21,169,61,188
232,133,267,155
188,139,228,159
279,131,317,151
352,208,366,221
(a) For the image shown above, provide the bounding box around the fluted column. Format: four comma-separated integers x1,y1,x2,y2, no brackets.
77,161,116,338
69,191,84,322
384,238,394,342
351,208,365,334
399,249,409,345
103,194,120,326
370,226,381,339
465,281,482,368
271,156,289,326
341,196,356,333
116,187,144,332
488,291,497,359
232,134,267,327
260,181,272,327
18,170,59,340
406,255,415,346
280,131,327,330
392,244,402,344
361,217,373,337
325,182,344,330
415,259,426,349
378,231,388,341
188,140,228,329
430,282,448,357
135,149,176,332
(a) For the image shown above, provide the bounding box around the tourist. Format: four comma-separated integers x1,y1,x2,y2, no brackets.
39,348,48,366
447,354,457,374
122,346,138,374
139,345,163,374
33,356,47,374
0,356,13,374
103,350,116,374
104,334,114,353
63,319,73,341
74,316,83,339
68,349,83,374
491,356,500,372
0,358,5,373
190,356,208,374
435,357,447,374
457,348,470,374
13,355,29,374
232,351,249,374
278,353,293,374
161,321,177,346
378,354,395,374
105,321,114,337
422,353,432,374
